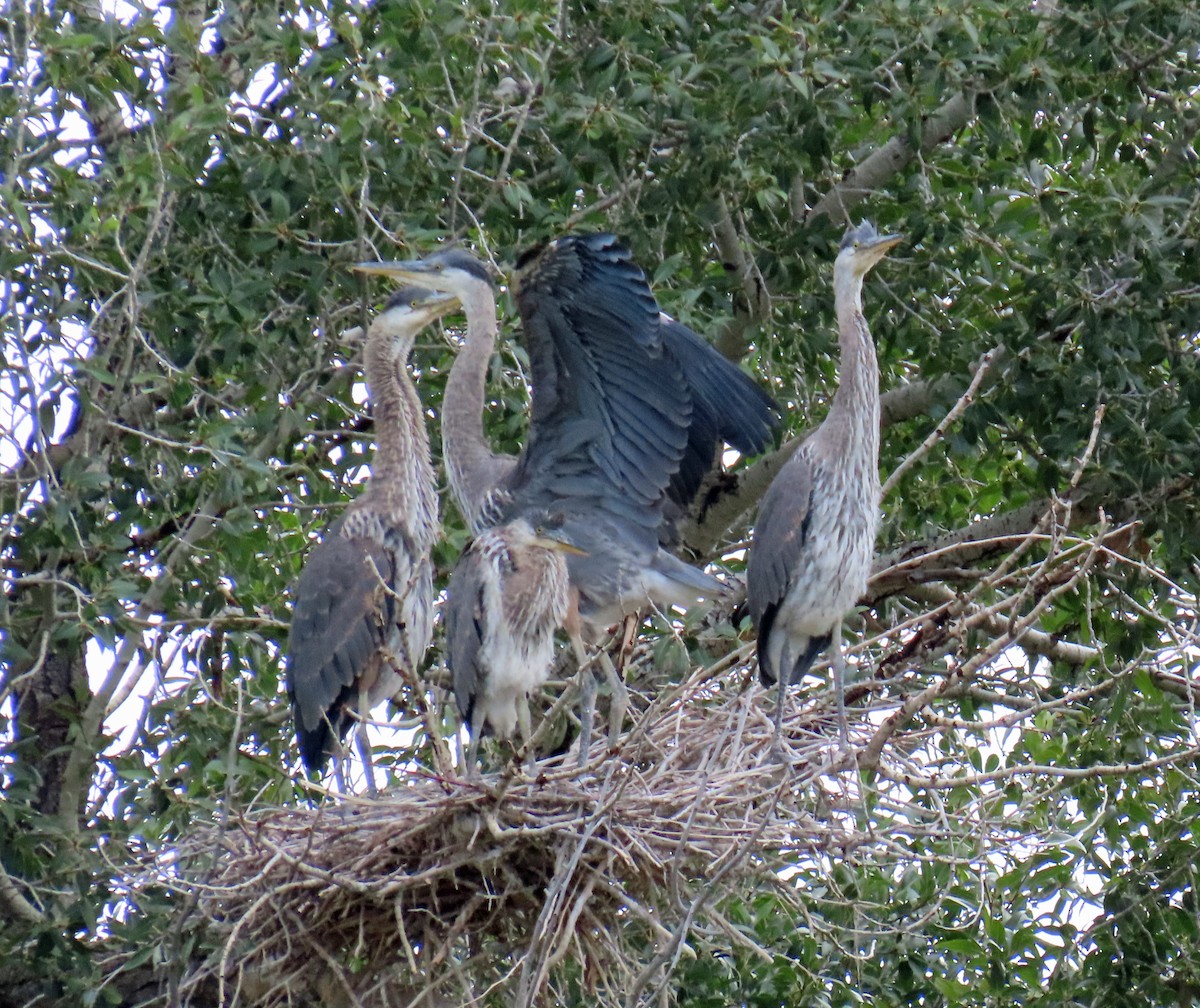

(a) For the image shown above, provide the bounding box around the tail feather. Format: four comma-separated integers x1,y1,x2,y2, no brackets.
757,623,831,688
648,548,726,609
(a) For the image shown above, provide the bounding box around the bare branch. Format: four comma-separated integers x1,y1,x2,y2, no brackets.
901,582,1100,666
861,521,1109,770
886,745,1200,791
881,348,998,497
0,862,44,926
869,474,1194,598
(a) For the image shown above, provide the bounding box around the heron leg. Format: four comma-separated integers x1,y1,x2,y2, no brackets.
570,632,596,768
770,640,794,764
332,751,350,796
455,723,467,775
617,613,638,672
771,670,788,763
597,649,628,749
355,688,380,797
516,695,535,776
356,728,379,797
465,731,481,780
832,633,851,753
464,705,484,780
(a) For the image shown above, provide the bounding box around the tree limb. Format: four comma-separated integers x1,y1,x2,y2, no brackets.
869,475,1193,598
881,348,999,497
0,861,44,926
807,91,976,226
710,195,772,360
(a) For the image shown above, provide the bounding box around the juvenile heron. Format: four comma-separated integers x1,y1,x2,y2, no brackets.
746,221,902,745
443,512,586,771
286,286,455,787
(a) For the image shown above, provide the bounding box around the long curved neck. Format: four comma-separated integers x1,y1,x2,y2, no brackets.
822,266,881,492
443,284,512,530
361,329,437,538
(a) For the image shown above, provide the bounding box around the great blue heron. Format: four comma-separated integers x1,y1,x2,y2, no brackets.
746,221,902,745
358,235,777,761
442,512,586,771
286,285,455,788
356,236,778,612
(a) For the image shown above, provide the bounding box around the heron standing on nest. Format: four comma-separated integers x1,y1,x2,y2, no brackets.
746,221,902,748
286,286,456,790
357,235,777,764
442,512,587,771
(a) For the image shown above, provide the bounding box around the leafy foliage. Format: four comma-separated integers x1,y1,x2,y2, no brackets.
1,0,1198,1005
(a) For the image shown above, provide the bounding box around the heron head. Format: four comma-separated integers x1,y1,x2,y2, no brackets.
356,285,458,352
837,220,903,276
522,512,589,557
376,285,458,327
354,247,495,300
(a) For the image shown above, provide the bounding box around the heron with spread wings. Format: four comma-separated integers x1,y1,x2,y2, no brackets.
357,234,778,766
285,286,454,790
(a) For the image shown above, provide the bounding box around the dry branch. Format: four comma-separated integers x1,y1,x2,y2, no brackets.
807,92,976,226
168,672,885,1006
95,505,1196,1007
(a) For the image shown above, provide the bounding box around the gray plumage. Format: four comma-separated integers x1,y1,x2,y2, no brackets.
356,235,777,769
504,234,719,627
746,221,901,694
285,286,453,774
357,234,778,632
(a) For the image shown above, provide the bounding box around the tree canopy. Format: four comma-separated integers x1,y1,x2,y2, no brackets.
2,0,1199,1005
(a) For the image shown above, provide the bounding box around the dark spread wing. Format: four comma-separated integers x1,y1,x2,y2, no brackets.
508,233,692,532
659,315,780,512
746,449,816,665
285,518,393,772
443,543,487,728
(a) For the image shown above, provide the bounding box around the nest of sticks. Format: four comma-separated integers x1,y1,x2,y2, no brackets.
171,651,882,1007
142,515,1137,1005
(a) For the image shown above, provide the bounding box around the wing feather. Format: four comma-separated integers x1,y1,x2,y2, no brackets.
659,317,780,512
285,521,396,771
509,233,691,519
443,542,488,727
746,449,816,630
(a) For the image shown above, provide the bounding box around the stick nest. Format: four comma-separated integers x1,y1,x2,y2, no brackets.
174,659,878,1006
